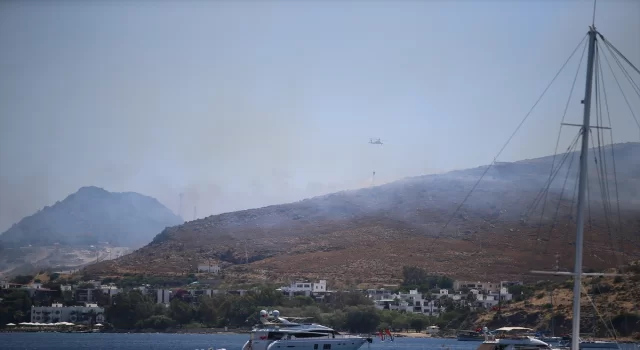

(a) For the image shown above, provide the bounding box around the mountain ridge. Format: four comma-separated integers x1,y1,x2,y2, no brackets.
0,186,184,248
86,142,640,282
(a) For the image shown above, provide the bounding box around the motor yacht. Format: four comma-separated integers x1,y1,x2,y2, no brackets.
241,310,372,350
475,327,554,350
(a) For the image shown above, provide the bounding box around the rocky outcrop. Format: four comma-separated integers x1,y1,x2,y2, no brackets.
475,270,640,339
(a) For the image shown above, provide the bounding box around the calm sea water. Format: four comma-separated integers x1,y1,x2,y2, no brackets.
0,333,638,350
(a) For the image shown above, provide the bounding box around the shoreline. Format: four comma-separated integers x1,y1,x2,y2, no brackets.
2,329,637,343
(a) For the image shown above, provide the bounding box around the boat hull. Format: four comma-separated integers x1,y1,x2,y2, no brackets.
458,335,485,341
243,337,368,350
576,342,620,349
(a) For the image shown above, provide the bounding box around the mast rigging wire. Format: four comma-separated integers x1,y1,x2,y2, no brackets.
532,35,590,238
436,34,589,238
598,37,640,137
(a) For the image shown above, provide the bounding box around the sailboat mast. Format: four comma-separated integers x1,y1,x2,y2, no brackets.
571,26,598,350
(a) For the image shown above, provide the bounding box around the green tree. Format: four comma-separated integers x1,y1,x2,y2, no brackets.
106,290,154,329
152,303,167,316
61,291,75,306
93,289,111,306
197,296,218,326
135,315,176,330
325,310,346,330
10,275,33,285
0,290,32,327
343,306,380,333
409,315,426,332
328,292,372,309
508,284,534,302
169,298,194,325
401,267,454,292
225,295,259,326
251,286,284,307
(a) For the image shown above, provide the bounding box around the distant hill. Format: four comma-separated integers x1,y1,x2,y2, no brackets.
87,143,640,283
0,186,183,248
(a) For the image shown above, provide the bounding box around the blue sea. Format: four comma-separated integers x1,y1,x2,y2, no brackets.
0,333,638,350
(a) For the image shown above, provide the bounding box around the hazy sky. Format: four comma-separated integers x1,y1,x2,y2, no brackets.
1,0,639,232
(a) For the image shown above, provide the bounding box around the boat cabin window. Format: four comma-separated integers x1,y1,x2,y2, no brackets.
267,332,285,340
323,345,331,349
286,331,335,339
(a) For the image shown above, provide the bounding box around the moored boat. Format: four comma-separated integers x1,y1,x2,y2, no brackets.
241,310,372,350
457,329,486,341
476,327,553,350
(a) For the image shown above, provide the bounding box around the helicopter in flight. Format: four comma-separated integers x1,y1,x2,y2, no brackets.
369,138,383,145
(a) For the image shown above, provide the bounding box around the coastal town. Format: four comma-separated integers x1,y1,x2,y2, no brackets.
1,266,523,327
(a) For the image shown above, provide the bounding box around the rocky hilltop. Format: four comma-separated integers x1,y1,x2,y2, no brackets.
0,186,183,248
87,143,640,283
474,262,640,339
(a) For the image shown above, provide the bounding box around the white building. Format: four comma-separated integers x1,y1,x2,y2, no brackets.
0,280,21,289
99,284,122,299
25,282,42,290
157,289,171,304
134,284,151,294
453,281,502,293
372,289,445,317
31,302,105,324
470,287,513,308
197,262,221,274
370,285,508,313
279,280,327,297
366,288,394,301
85,280,101,288
188,289,219,299
453,280,522,294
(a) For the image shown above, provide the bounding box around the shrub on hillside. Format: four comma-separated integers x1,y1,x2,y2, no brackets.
589,283,612,295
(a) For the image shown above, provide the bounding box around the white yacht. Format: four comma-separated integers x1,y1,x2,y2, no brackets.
476,327,554,350
426,325,441,335
241,310,372,350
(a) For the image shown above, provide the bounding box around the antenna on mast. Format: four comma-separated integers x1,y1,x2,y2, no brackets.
591,0,597,27
178,193,184,219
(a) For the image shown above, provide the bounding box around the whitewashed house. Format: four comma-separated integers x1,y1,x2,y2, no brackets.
279,280,327,297
373,289,445,317
197,262,221,274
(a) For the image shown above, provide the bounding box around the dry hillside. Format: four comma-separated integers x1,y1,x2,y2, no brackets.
85,143,640,283
474,266,640,339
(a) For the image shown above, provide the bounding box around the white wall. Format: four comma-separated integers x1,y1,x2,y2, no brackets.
31,305,105,324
